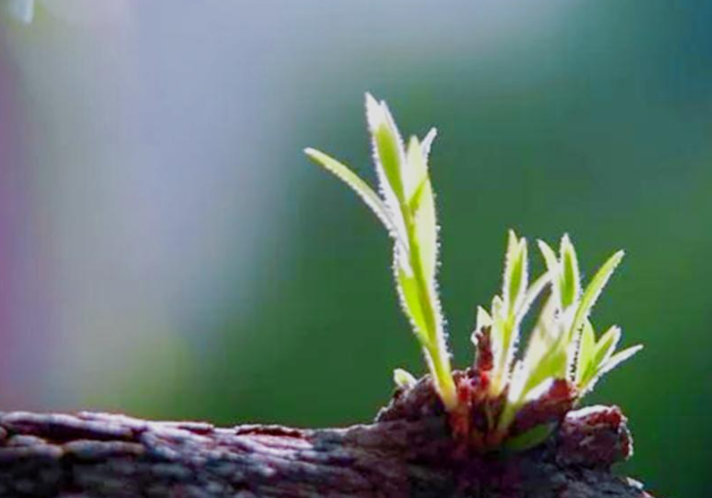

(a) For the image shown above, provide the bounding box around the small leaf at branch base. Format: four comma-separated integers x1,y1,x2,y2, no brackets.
504,423,556,451
393,368,417,389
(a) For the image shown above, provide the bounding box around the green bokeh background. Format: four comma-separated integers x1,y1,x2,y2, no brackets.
1,2,709,496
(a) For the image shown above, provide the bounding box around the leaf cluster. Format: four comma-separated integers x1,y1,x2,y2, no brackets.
305,95,641,448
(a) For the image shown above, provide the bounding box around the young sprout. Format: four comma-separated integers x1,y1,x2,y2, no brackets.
393,368,418,390
305,94,457,410
306,95,642,449
493,236,643,442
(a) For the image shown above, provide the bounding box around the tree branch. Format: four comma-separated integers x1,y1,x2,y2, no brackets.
0,377,653,497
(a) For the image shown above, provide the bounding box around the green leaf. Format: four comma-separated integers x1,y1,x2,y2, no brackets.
476,306,492,330
504,423,556,451
393,368,417,389
538,240,562,306
304,148,399,237
522,337,568,396
523,297,558,364
598,345,643,377
593,325,621,367
517,272,550,321
365,95,455,411
488,232,530,396
560,234,580,309
405,136,429,202
570,250,625,342
579,344,642,395
421,128,437,159
491,294,504,318
406,138,438,281
395,265,429,345
408,176,428,214
575,320,596,386
366,93,406,203
504,231,528,312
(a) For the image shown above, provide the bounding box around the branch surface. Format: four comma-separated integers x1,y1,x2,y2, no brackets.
0,378,653,497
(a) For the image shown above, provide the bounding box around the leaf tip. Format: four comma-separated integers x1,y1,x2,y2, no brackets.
393,368,418,389
365,92,384,131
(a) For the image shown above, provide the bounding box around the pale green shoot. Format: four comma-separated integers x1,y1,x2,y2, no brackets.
576,323,643,394
569,250,625,346
306,95,642,444
486,231,548,397
305,94,457,410
393,368,418,390
497,235,640,433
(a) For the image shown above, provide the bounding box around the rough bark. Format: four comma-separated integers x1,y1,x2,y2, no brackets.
0,377,653,498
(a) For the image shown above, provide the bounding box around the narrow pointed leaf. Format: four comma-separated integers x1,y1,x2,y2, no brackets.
504,231,527,311
365,94,408,246
598,345,643,377
421,128,437,159
305,148,398,234
395,266,429,346
594,325,622,368
516,269,548,321
414,184,437,279
489,296,505,370
570,250,625,341
523,338,569,396
575,320,596,386
538,240,562,307
580,344,643,395
405,136,429,201
406,138,438,281
501,361,528,414
514,238,529,311
408,175,429,214
492,295,504,318
366,94,406,202
560,234,580,309
476,306,492,331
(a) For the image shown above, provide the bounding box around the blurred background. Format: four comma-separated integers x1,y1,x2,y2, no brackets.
0,0,708,495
